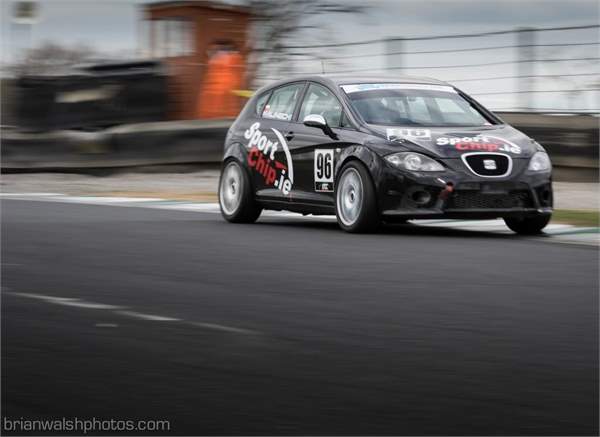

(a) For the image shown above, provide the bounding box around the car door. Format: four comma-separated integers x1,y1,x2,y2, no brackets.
288,82,351,205
247,82,306,202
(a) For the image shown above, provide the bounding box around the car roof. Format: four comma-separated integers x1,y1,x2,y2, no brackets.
319,74,450,86
257,74,451,93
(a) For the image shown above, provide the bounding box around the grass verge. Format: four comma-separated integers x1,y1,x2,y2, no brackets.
552,209,599,227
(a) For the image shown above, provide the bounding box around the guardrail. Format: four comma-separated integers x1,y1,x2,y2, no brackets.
1,113,597,172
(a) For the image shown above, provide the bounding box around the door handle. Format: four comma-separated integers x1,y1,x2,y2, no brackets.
284,131,295,141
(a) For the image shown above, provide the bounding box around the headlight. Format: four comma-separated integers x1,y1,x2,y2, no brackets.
528,151,552,172
385,152,444,172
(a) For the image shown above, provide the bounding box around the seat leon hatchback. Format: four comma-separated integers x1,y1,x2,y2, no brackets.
218,75,553,233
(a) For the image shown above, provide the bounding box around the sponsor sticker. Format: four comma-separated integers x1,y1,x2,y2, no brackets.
341,83,457,94
436,135,522,154
244,122,294,195
387,128,431,142
314,149,334,192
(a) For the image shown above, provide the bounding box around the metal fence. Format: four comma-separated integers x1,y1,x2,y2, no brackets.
254,24,600,113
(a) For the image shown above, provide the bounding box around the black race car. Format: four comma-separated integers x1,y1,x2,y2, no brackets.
218,75,553,233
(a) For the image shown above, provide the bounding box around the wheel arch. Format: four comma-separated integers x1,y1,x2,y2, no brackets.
222,142,258,195
223,142,248,167
335,145,386,194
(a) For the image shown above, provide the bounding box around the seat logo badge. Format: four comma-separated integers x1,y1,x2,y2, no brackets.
483,159,497,170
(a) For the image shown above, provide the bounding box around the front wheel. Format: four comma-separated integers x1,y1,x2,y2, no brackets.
335,161,380,233
218,160,262,223
504,214,551,235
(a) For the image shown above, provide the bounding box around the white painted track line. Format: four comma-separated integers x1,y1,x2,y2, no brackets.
114,310,181,322
4,290,258,335
2,193,597,246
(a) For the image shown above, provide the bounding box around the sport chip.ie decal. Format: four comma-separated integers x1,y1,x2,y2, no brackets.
244,122,294,195
314,149,334,192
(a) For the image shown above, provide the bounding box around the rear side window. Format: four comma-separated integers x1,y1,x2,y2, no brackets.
263,83,304,121
255,92,270,116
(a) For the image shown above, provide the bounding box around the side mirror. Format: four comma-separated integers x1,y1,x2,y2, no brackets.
303,114,327,129
302,114,338,140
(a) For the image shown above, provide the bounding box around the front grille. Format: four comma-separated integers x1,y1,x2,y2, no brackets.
462,153,511,177
447,190,533,209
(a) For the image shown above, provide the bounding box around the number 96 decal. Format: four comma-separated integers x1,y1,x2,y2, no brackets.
314,149,334,192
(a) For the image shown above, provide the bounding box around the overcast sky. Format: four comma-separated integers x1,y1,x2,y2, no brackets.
2,1,598,55
1,0,598,110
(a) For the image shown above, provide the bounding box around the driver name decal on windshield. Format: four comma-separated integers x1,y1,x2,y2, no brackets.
341,83,457,94
244,122,294,195
436,135,522,154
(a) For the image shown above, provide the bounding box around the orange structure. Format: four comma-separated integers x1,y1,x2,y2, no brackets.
142,1,251,120
197,44,244,118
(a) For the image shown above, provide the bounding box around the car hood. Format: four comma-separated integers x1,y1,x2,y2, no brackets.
369,124,538,158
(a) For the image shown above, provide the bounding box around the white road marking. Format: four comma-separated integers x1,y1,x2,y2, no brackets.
115,310,180,322
188,322,258,335
4,290,256,334
415,219,571,230
1,193,597,245
542,233,600,246
38,196,165,204
151,203,220,212
7,292,122,309
0,192,64,197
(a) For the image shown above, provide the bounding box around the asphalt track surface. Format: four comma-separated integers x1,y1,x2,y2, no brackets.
2,199,598,435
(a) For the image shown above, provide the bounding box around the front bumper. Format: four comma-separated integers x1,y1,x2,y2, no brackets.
378,159,553,220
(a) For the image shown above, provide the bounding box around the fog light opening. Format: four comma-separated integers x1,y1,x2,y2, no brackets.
541,190,551,203
411,190,432,206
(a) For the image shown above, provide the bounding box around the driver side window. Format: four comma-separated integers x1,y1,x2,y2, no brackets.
299,83,343,127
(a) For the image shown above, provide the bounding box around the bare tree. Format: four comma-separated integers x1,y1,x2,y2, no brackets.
245,0,367,87
7,41,98,76
536,45,599,111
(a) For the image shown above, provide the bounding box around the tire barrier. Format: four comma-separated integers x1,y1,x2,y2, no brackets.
14,61,168,131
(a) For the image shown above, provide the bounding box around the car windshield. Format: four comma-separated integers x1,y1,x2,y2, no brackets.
341,83,494,127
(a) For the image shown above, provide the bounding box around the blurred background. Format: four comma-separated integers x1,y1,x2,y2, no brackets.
0,0,598,174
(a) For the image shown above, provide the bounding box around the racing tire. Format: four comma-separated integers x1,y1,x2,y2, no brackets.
335,161,380,233
218,159,262,223
504,214,551,235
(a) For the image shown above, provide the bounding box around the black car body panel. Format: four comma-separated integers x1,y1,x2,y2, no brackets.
222,75,553,220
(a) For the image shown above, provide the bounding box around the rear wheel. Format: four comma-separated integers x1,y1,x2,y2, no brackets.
218,160,262,223
335,161,380,233
504,214,551,235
